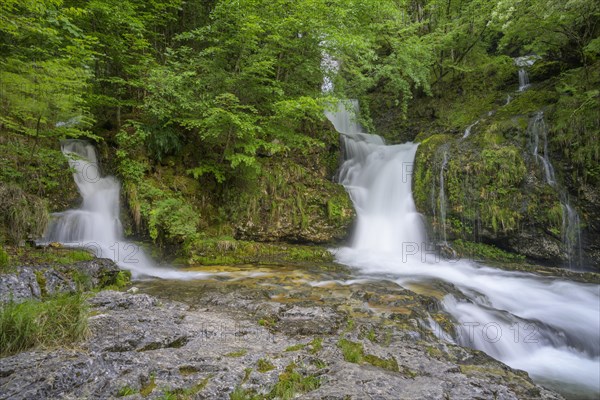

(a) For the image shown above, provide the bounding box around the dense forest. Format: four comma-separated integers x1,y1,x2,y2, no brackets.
1,0,599,268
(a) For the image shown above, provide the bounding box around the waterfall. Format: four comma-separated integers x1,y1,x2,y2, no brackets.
328,105,599,396
515,55,538,92
439,151,449,243
518,69,530,92
42,140,207,280
462,120,479,139
528,112,556,186
527,112,583,267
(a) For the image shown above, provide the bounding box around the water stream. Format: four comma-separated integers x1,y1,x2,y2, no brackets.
42,140,208,280
327,103,600,398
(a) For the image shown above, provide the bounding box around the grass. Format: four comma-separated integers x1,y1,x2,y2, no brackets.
337,339,399,372
1,245,95,271
0,292,88,357
117,386,137,397
269,363,320,400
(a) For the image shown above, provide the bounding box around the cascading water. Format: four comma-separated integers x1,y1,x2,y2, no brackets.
462,120,479,139
518,69,530,91
43,140,207,280
527,112,583,268
438,151,449,243
515,55,538,92
528,112,556,186
328,104,599,398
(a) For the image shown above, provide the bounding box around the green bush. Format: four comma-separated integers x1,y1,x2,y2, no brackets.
148,198,198,247
0,293,88,357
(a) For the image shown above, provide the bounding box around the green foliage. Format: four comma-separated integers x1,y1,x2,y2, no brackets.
551,65,600,185
0,183,49,244
269,363,320,400
0,246,10,272
337,338,363,363
117,386,137,397
148,198,198,246
0,0,96,141
454,240,525,263
0,293,88,357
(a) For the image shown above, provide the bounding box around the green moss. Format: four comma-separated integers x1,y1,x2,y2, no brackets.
257,358,275,373
364,354,399,372
230,386,261,400
285,343,306,352
308,337,323,354
337,339,399,372
178,366,199,376
140,373,156,397
225,349,248,358
453,240,525,262
34,270,48,298
3,246,94,268
189,238,334,266
160,376,211,399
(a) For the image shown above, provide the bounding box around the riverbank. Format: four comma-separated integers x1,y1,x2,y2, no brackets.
3,251,589,399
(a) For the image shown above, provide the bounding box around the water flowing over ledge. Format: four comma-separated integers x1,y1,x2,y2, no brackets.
41,140,209,280
327,102,600,396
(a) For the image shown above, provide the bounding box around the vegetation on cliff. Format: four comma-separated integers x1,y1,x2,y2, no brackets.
0,0,598,266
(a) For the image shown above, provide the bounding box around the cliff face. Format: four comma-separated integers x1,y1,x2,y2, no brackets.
397,61,600,271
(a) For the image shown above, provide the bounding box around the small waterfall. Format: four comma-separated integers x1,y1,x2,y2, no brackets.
528,112,556,186
43,140,206,280
462,120,479,139
518,69,530,91
438,151,449,243
515,55,538,92
331,101,425,255
563,202,583,269
505,95,512,105
328,105,599,395
325,100,365,136
527,112,583,267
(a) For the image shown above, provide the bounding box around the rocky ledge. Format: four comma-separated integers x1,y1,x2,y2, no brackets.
0,279,563,399
0,258,127,304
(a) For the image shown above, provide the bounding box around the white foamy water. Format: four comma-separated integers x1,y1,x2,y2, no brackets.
42,140,208,280
328,103,600,396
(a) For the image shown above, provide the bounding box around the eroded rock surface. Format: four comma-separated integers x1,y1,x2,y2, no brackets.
1,280,563,399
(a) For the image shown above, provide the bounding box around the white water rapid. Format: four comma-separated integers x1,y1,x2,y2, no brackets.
328,103,600,398
42,140,208,280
